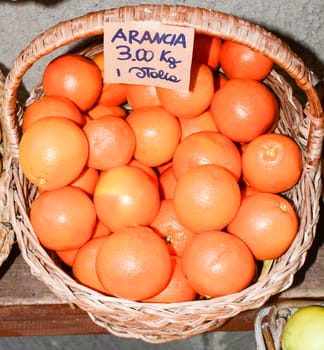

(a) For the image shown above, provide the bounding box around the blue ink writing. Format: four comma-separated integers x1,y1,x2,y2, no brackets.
128,67,181,83
111,28,187,48
116,45,154,62
159,50,181,69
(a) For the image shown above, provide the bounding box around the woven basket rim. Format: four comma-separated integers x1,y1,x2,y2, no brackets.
0,69,15,268
2,5,323,160
254,299,324,349
1,5,323,343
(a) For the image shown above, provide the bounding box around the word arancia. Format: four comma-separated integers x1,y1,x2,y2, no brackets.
111,28,187,48
128,66,181,83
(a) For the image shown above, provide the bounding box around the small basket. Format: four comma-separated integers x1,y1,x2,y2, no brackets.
1,5,323,343
254,299,324,350
0,69,17,268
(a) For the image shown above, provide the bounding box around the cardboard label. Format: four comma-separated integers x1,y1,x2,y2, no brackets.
103,21,195,91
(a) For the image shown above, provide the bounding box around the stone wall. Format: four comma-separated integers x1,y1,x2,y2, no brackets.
0,0,322,98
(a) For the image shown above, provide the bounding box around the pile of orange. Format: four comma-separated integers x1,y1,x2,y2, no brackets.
19,34,303,302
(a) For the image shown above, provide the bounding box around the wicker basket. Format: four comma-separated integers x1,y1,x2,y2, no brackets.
1,5,323,343
0,69,17,268
254,299,324,350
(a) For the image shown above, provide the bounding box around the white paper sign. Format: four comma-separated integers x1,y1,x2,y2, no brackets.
104,21,195,91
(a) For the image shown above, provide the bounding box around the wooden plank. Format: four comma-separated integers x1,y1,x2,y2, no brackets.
2,214,323,304
1,230,323,305
0,210,323,336
0,245,61,305
0,303,262,337
280,215,324,299
0,246,265,335
0,304,103,337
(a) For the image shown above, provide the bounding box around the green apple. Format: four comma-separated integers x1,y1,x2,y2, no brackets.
281,305,324,350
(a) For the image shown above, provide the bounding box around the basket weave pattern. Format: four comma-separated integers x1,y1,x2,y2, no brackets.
254,300,324,350
1,5,323,343
0,70,16,267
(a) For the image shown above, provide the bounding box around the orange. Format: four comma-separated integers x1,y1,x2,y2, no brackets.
192,33,222,69
98,82,127,107
96,226,172,301
19,117,89,191
156,161,173,175
150,199,196,257
83,115,136,171
23,95,86,131
85,114,93,124
126,106,181,167
240,184,260,199
42,54,103,111
72,236,111,294
227,192,299,260
92,52,127,107
92,220,112,239
172,131,242,180
156,62,214,118
213,71,228,90
129,158,158,185
178,109,218,141
210,78,279,143
92,51,105,74
220,40,273,80
182,230,255,297
173,164,241,233
266,110,280,134
144,256,197,303
87,104,127,119
126,84,162,109
241,133,303,193
70,167,99,196
93,165,160,231
158,165,177,200
30,186,96,251
56,248,79,267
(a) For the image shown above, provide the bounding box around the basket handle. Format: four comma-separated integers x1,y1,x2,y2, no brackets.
2,5,323,167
